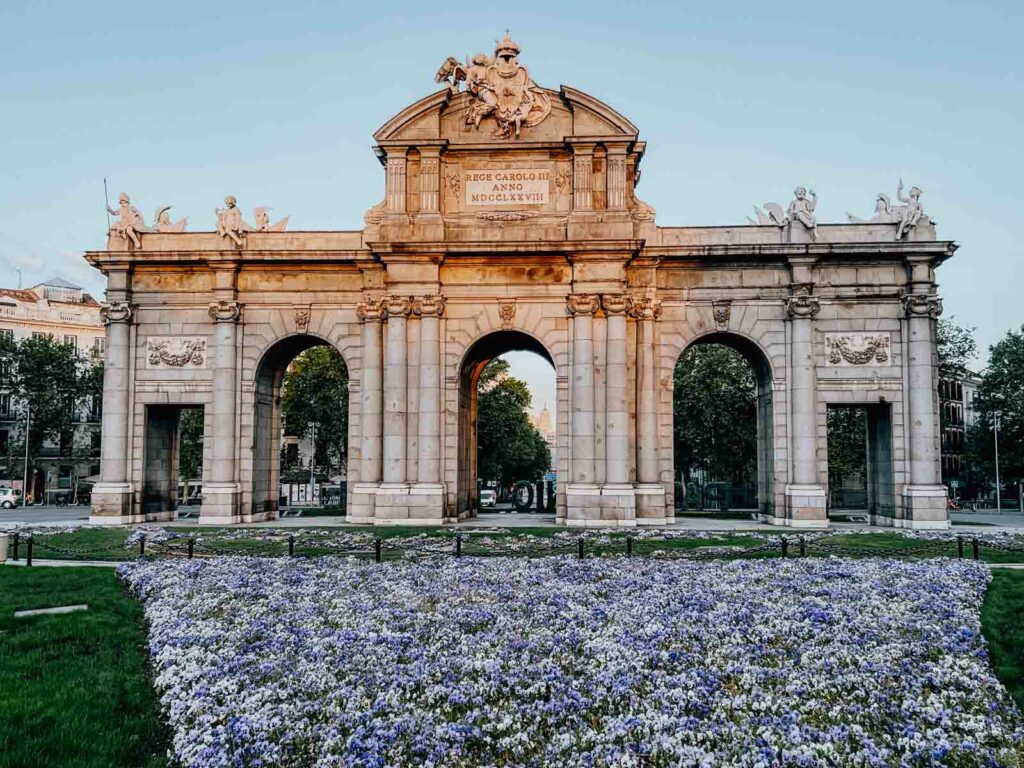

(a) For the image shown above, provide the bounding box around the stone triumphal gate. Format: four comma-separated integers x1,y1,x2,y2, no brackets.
88,38,953,529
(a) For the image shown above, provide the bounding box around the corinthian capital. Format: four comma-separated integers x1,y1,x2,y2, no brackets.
384,295,412,319
208,300,242,323
901,293,943,319
412,295,446,318
785,284,820,319
627,296,663,321
566,293,600,317
601,294,632,316
100,301,134,325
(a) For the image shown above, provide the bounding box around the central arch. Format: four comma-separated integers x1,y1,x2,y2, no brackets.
250,334,350,518
672,331,776,518
456,330,556,519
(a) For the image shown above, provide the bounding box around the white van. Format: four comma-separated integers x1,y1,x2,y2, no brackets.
0,488,23,509
479,489,497,509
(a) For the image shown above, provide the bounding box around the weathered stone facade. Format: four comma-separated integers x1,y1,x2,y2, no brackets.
86,43,953,529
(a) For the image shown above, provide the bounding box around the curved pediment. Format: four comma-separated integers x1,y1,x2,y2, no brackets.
373,85,639,146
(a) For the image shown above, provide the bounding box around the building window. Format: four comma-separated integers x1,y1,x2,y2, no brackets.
0,394,10,418
64,334,78,355
32,331,47,340
0,329,12,342
0,429,8,453
92,337,105,358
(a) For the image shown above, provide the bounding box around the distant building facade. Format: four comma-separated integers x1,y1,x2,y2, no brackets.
939,371,983,497
0,278,104,501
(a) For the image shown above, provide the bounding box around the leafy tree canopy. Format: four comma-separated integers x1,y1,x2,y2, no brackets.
969,326,1024,485
281,346,349,477
476,357,551,487
937,317,978,378
673,344,757,483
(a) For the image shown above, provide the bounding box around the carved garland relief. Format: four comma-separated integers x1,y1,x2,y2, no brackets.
146,337,207,369
824,333,891,367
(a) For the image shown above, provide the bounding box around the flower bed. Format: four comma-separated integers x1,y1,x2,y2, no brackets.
122,557,1022,767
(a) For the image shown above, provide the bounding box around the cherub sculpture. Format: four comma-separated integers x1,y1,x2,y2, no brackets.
153,205,188,233
748,186,817,238
215,196,252,246
107,193,147,248
787,186,818,237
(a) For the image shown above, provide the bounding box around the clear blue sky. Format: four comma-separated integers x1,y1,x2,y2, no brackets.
2,0,1020,408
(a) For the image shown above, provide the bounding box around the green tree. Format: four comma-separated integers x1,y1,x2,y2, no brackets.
673,344,756,483
937,317,978,378
280,346,349,477
826,407,867,489
476,358,551,488
177,408,204,499
969,326,1024,494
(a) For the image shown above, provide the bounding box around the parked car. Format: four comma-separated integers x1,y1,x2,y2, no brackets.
479,489,497,509
0,488,23,509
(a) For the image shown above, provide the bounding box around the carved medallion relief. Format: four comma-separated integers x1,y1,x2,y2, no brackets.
824,333,891,367
146,337,207,369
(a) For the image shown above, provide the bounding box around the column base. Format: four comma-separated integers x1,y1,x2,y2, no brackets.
348,482,379,524
89,482,136,524
199,482,241,525
406,483,451,524
565,483,601,526
635,483,670,525
596,483,636,526
784,484,828,528
900,485,950,529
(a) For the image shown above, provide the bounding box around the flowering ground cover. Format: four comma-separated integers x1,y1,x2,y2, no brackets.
121,556,1024,767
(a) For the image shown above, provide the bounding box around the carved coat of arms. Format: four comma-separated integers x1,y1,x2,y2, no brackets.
435,36,552,139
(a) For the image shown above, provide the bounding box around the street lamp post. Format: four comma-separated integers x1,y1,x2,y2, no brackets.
308,421,317,507
21,402,30,506
993,410,1003,514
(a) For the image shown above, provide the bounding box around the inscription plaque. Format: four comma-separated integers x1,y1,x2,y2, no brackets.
465,168,549,206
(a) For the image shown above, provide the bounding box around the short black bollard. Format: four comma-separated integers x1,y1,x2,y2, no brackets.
139,534,146,558
455,535,462,558
576,538,585,560
972,538,980,561
626,537,634,558
780,537,789,558
957,536,964,559
187,538,195,559
26,537,33,567
799,536,806,558
288,535,295,557
374,538,382,563
11,532,18,561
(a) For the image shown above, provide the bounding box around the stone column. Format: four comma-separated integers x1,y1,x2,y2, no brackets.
409,295,446,520
377,295,411,520
902,292,947,527
419,149,441,215
351,298,384,523
630,296,667,523
201,299,242,524
566,294,600,524
90,300,135,522
601,294,636,523
784,285,827,527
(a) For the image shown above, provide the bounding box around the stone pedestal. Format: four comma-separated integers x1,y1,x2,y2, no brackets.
899,485,949,529
565,483,602,527
783,484,829,528
89,482,135,523
199,482,242,526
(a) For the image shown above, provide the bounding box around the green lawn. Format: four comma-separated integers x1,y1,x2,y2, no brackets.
0,567,168,768
982,569,1024,710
